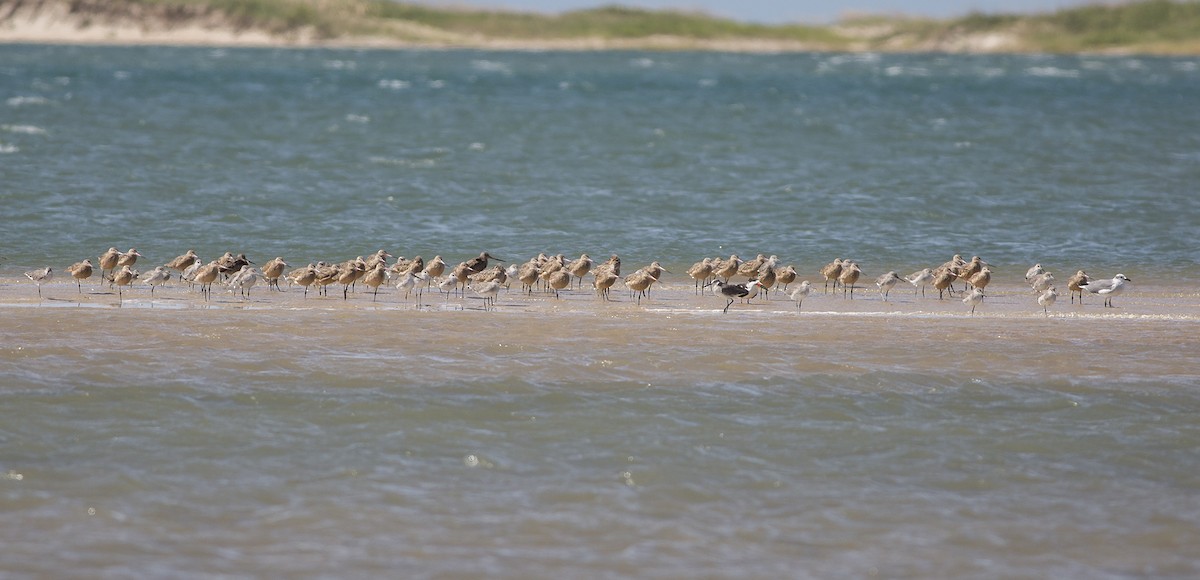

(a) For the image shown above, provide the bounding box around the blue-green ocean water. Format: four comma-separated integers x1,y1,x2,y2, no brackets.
3,46,1200,578
2,46,1199,275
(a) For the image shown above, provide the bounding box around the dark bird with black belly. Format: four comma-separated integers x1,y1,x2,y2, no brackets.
706,279,753,313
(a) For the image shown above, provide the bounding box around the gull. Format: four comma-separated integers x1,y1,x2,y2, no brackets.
1066,270,1090,304
788,280,813,311
963,287,985,314
24,266,52,297
468,280,501,310
66,259,93,292
906,268,933,297
1079,274,1131,308
143,266,171,295
875,271,902,301
1037,287,1058,316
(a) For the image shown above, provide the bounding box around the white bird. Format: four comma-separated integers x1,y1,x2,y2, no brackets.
875,271,902,301
436,275,458,298
1025,263,1045,282
143,266,171,295
395,271,427,303
25,266,52,297
1037,287,1058,316
1079,274,1131,308
788,280,813,311
963,287,985,314
227,267,263,299
181,257,204,289
1030,272,1055,294
906,268,933,297
468,280,502,310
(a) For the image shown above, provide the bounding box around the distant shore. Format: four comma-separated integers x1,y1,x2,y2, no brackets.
3,0,1199,55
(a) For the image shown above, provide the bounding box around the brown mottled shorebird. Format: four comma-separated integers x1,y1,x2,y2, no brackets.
517,261,541,295
1030,272,1055,294
687,258,714,294
24,266,52,297
838,261,862,299
113,265,138,303
756,264,776,300
261,257,288,291
776,265,798,292
624,270,658,304
593,270,618,301
117,248,143,270
566,253,593,288
932,268,958,300
712,254,740,283
67,259,93,292
362,262,388,301
546,270,571,299
364,249,392,270
737,254,767,279
165,250,198,277
967,267,992,292
464,252,503,274
1066,270,1090,304
820,258,843,294
423,255,447,281
98,247,121,281
194,261,221,301
286,264,318,298
181,258,204,290
218,252,252,279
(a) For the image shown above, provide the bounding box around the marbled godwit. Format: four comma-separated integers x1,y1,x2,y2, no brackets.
464,252,503,274
450,262,472,293
424,255,447,282
66,259,92,292
820,258,843,294
227,267,263,299
712,254,739,283
24,266,52,297
194,261,220,301
838,261,862,299
218,253,252,279
566,253,593,288
963,287,985,314
1066,270,1090,304
287,264,318,298
1080,274,1131,308
314,264,341,297
776,265,798,292
1025,263,1044,283
517,261,540,295
468,280,501,310
959,256,984,281
624,270,658,304
98,247,120,281
966,267,992,292
143,266,171,295
546,270,571,299
117,248,142,269
705,279,750,313
472,265,508,286
165,250,198,277
593,270,618,301
686,258,714,294
642,261,669,296
365,249,392,270
113,265,138,303
756,264,776,300
932,269,957,300
261,257,288,291
1030,272,1055,294
338,261,363,300
1037,287,1058,315
789,280,813,311
737,254,767,279
361,263,387,301
906,268,933,297
875,271,902,301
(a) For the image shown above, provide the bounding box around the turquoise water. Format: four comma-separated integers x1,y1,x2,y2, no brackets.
3,46,1200,577
2,46,1199,275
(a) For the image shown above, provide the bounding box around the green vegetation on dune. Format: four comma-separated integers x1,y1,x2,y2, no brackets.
40,0,1200,52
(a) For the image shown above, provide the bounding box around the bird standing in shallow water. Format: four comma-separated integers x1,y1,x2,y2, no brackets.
1080,274,1131,308
789,280,812,311
25,266,52,297
963,287,985,314
875,271,902,301
1038,287,1058,316
705,279,750,313
67,259,93,293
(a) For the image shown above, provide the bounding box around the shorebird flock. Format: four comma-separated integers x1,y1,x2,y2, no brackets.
20,248,1132,314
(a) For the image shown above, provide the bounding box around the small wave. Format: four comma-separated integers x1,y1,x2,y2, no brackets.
1026,67,1080,78
377,79,410,90
0,143,18,154
629,58,655,69
471,60,512,74
345,114,369,124
324,60,356,70
6,96,49,107
2,125,46,135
